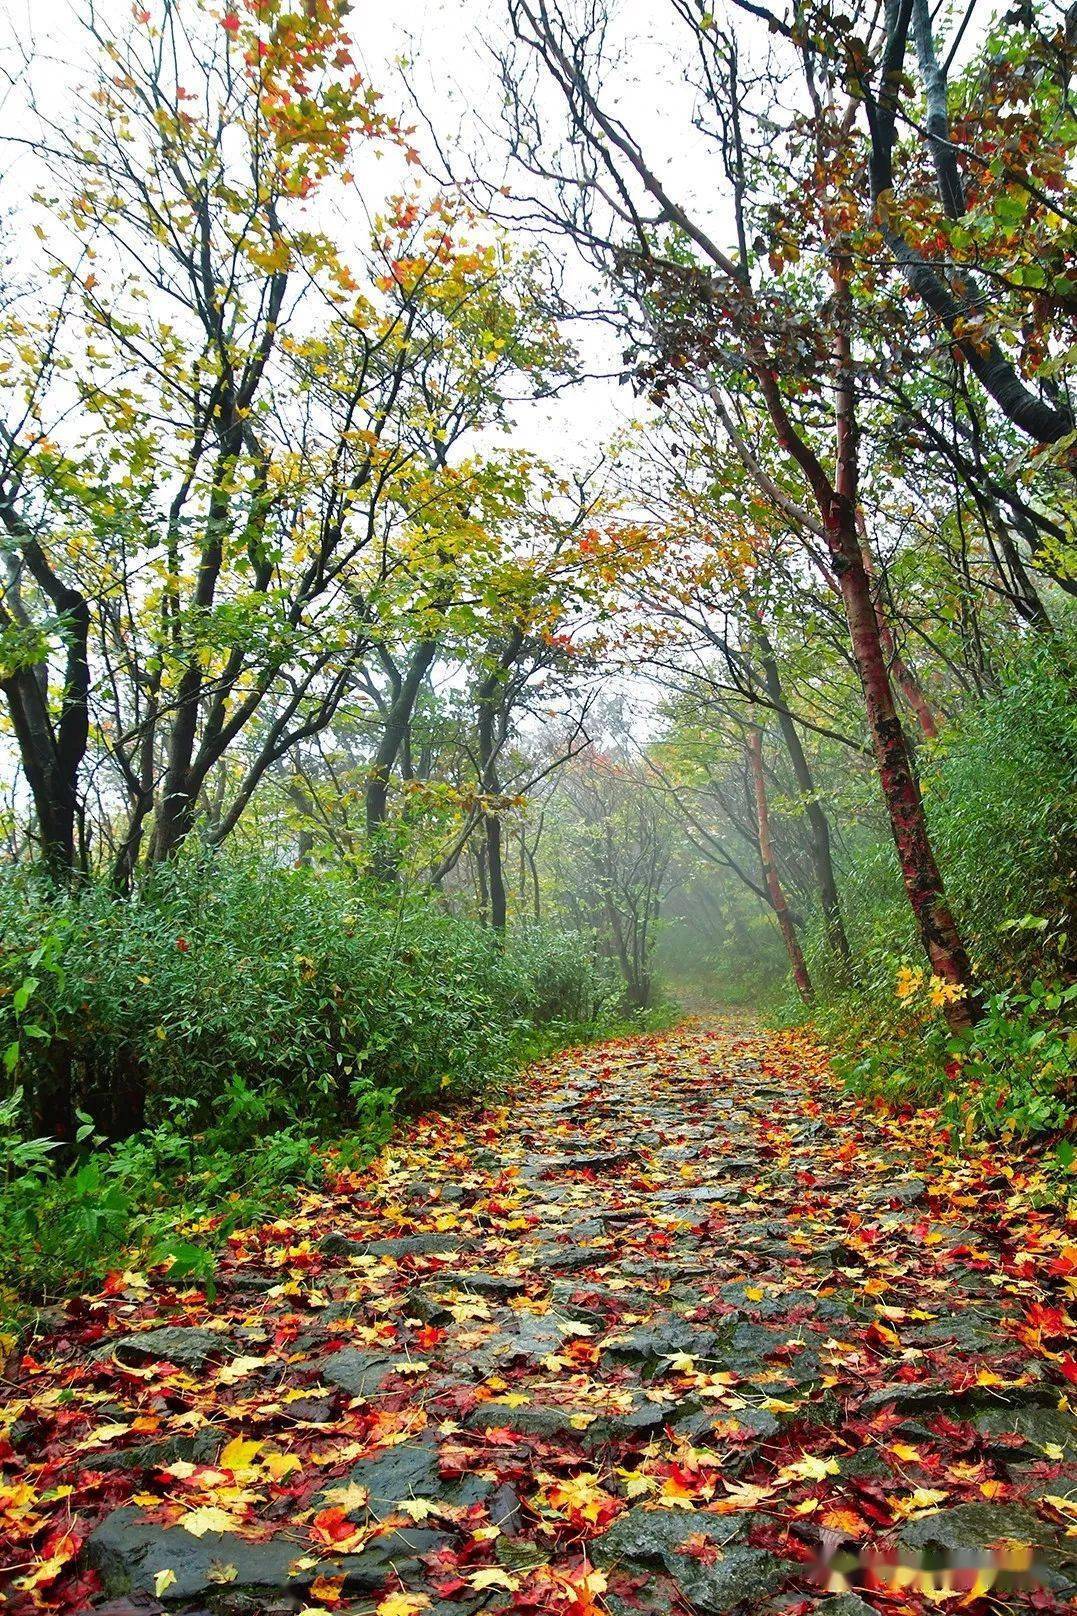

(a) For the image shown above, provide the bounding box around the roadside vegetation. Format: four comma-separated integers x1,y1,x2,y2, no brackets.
0,860,634,1313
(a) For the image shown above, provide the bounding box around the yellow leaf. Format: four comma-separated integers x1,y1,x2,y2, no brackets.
177,1505,236,1537
310,1573,346,1605
317,1481,369,1513
469,1569,520,1591
219,1436,262,1472
888,1488,948,1519
722,1481,775,1508
208,1562,238,1583
376,1595,432,1616
744,1287,764,1302
154,1570,177,1597
397,1497,437,1521
780,1454,840,1483
218,1356,269,1386
266,1452,302,1480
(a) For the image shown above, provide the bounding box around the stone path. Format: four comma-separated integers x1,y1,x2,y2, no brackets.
2,1021,1075,1614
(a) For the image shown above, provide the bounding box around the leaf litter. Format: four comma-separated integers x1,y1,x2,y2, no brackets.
1,1021,1074,1615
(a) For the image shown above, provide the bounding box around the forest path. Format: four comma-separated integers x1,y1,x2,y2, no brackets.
4,1021,1076,1615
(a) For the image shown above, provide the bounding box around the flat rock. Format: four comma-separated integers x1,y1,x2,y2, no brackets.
592,1506,786,1612
488,1481,522,1534
671,1405,780,1442
861,1382,967,1414
653,1185,741,1205
896,1501,1051,1548
593,1504,743,1563
973,1406,1077,1461
714,1320,783,1365
528,1244,599,1273
492,1311,571,1360
465,1402,587,1438
86,1506,448,1599
108,1327,225,1370
906,1313,1002,1349
88,1427,223,1474
321,1232,460,1259
671,1545,788,1613
896,1502,1075,1583
550,1150,635,1171
867,1177,926,1205
453,1272,528,1298
604,1320,717,1363
338,1441,441,1513
317,1346,399,1398
583,1400,671,1444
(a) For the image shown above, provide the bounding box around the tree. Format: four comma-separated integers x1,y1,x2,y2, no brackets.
502,0,991,1027
545,747,674,1007
1,0,568,877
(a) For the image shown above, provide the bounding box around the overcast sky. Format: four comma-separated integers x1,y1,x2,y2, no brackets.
0,0,993,477
0,0,755,474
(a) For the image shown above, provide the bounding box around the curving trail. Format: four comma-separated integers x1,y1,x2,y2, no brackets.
2,1021,1075,1615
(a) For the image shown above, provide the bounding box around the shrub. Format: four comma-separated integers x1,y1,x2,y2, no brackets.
0,857,617,1139
0,858,619,1313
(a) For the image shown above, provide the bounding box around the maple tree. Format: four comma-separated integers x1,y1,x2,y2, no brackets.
498,0,1075,1025
0,0,571,881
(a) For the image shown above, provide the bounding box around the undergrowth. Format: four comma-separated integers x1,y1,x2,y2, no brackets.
0,861,630,1324
791,642,1077,1152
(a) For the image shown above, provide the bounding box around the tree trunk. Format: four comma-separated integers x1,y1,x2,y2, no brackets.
823,276,978,1029
833,528,978,1026
855,510,939,739
2,672,82,877
474,838,489,918
752,261,979,1029
475,630,525,933
746,729,814,1005
151,660,203,860
31,1040,76,1144
486,814,507,932
0,528,90,880
365,640,437,880
753,624,850,966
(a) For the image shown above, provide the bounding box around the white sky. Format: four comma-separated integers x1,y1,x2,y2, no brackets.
0,0,753,474
0,0,996,526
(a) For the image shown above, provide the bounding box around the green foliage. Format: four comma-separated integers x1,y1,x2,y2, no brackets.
0,1090,334,1312
795,639,1077,1142
0,856,615,1130
944,981,1077,1142
0,858,616,1315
